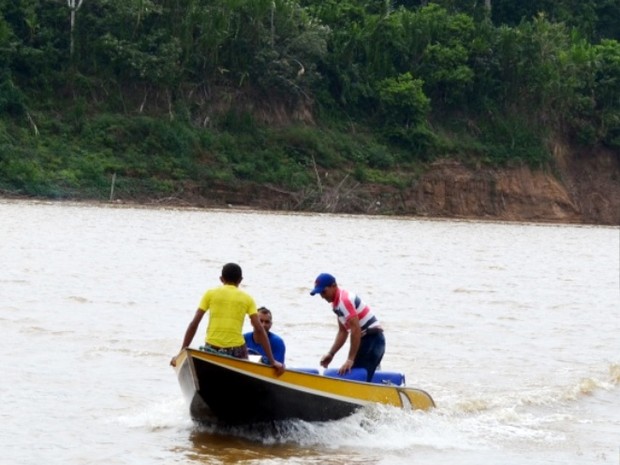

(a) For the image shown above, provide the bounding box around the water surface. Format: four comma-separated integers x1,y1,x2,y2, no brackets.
1,200,618,465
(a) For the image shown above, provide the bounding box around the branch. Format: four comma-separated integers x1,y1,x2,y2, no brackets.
311,155,323,193
26,112,39,136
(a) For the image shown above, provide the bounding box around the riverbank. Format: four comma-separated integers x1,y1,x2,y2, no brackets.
190,143,620,225
2,143,618,226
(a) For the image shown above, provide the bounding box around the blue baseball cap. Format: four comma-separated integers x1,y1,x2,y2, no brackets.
310,273,336,295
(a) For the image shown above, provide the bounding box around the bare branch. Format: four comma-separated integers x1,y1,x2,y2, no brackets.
26,112,39,136
311,155,323,193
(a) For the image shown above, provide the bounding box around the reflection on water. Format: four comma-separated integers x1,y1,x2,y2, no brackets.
188,428,323,465
0,200,618,465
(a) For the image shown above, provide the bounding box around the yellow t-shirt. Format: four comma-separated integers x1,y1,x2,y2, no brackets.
198,284,257,347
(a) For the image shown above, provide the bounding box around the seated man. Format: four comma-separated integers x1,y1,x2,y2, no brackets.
244,307,286,364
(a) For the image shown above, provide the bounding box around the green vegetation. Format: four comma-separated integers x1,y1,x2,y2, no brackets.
0,0,618,205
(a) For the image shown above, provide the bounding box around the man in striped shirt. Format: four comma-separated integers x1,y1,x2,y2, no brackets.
310,273,385,382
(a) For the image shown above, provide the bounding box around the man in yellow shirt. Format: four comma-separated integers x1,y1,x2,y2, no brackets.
170,263,284,375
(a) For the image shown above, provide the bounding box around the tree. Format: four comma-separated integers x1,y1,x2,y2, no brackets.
67,0,84,60
377,72,430,126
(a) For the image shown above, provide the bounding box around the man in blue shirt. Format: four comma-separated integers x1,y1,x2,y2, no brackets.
244,307,286,364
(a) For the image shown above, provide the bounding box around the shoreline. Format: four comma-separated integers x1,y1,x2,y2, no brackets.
2,195,616,228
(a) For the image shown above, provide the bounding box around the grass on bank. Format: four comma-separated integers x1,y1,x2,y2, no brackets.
0,108,552,203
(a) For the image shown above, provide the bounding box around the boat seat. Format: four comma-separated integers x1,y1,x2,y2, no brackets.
324,368,368,381
371,371,405,386
293,368,320,374
324,368,405,385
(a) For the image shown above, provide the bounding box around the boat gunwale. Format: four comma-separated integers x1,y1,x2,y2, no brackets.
177,348,435,409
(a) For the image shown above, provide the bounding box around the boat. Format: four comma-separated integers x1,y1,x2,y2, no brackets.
173,348,435,425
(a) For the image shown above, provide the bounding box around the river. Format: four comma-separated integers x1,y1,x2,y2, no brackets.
1,199,618,465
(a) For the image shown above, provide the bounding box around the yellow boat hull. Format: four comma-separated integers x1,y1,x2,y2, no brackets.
174,348,435,425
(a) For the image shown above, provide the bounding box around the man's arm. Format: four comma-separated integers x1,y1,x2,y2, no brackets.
250,314,285,375
170,308,204,367
320,319,348,368
338,316,360,375
270,334,286,364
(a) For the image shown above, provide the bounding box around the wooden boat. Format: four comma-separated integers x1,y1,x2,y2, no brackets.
173,348,435,425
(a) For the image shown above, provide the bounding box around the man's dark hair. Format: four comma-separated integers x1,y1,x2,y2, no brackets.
221,263,242,283
257,307,272,318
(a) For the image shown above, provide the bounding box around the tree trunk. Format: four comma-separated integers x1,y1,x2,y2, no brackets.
67,0,84,60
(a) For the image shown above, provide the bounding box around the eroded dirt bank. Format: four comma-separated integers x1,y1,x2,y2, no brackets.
3,145,617,225
208,143,619,225
402,144,619,225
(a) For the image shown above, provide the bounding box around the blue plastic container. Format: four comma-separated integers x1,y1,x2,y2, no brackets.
323,368,368,381
294,367,320,375
323,368,405,385
371,371,405,386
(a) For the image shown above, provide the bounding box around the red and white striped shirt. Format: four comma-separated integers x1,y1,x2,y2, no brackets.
332,288,381,335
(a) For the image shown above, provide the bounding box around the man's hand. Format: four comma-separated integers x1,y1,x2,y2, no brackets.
271,360,285,376
320,353,334,368
338,359,354,375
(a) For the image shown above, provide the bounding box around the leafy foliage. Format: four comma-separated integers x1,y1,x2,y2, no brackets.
0,0,618,202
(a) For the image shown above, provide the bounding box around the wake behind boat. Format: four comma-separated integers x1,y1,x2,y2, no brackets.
174,348,435,425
